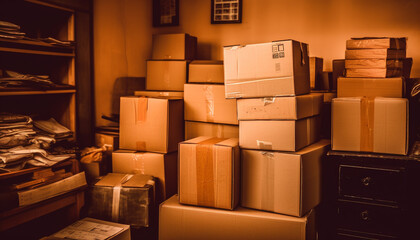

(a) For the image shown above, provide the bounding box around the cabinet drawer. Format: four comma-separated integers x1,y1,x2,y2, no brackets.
339,165,404,203
337,200,402,236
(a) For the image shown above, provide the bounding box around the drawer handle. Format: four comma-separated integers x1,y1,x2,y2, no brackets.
361,176,371,186
361,210,369,221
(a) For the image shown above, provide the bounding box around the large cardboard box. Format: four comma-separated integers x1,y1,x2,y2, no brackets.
239,116,321,152
119,96,183,153
337,77,404,98
184,84,238,125
241,140,330,217
188,60,224,83
179,137,239,210
345,68,402,78
185,121,239,140
146,60,188,91
45,217,130,240
224,40,310,98
345,49,406,59
88,173,155,227
112,150,177,202
332,97,408,155
159,195,316,240
346,37,406,49
237,93,323,120
332,59,345,90
309,57,323,89
152,33,197,60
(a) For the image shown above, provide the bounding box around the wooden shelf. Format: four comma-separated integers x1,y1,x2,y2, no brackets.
0,38,74,57
0,89,75,96
0,160,74,180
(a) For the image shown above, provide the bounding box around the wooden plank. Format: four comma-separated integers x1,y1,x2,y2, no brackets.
0,47,74,57
25,0,74,12
0,89,75,96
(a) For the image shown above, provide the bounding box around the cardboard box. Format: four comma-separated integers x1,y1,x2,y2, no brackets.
112,150,177,202
185,121,239,140
46,217,130,240
152,33,197,60
224,40,310,98
239,116,321,151
345,59,404,69
337,77,404,98
237,93,323,120
345,49,406,59
159,195,316,240
346,37,406,49
184,84,238,125
345,68,402,78
332,59,345,90
95,132,119,151
179,137,239,210
241,140,330,217
88,173,155,227
309,57,323,89
332,97,408,155
188,60,224,83
134,91,183,98
119,96,183,153
146,60,188,91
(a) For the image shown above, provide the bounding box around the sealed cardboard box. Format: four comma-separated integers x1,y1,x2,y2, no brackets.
332,97,408,155
224,40,310,98
241,140,330,217
338,77,404,98
112,150,177,202
237,93,322,120
179,137,239,210
88,173,155,227
119,96,183,153
134,91,183,98
184,84,238,125
345,59,404,69
345,68,402,78
189,60,224,83
146,60,188,91
239,116,321,151
345,49,406,59
309,57,323,89
45,217,130,240
159,195,316,240
152,33,197,60
346,37,406,49
332,59,345,90
185,121,239,140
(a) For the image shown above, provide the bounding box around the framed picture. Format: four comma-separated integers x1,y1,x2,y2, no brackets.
211,0,242,24
153,0,179,27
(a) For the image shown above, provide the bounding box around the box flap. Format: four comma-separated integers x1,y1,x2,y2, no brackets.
95,173,131,187
182,136,214,144
122,174,154,188
215,138,239,147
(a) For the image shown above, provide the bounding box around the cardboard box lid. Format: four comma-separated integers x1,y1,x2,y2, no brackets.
159,195,314,240
134,91,183,99
95,173,154,188
181,136,239,148
236,93,323,120
346,37,406,49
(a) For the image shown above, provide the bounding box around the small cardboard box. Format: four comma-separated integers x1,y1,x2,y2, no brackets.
119,96,183,153
345,59,404,69
185,121,239,140
239,116,321,152
345,49,406,59
179,137,240,210
188,60,224,83
345,68,402,78
88,173,155,228
241,140,330,217
224,40,310,98
332,59,345,90
338,77,404,98
95,132,119,151
159,195,316,240
309,57,323,89
112,150,177,202
46,217,130,240
152,33,197,60
146,60,188,91
237,93,323,120
332,97,408,155
184,84,238,125
346,37,406,49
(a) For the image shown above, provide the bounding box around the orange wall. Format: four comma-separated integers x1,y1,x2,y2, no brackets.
94,0,420,126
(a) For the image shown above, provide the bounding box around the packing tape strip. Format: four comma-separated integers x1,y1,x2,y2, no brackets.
260,151,275,210
135,97,148,123
136,141,146,151
111,174,134,222
257,140,272,150
263,97,275,106
133,153,145,174
204,86,215,122
360,97,375,152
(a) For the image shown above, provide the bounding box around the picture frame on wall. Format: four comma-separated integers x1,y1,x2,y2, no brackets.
211,0,242,24
153,0,179,27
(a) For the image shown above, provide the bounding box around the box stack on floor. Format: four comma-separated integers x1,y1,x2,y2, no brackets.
184,60,239,140
333,37,411,155
159,39,330,240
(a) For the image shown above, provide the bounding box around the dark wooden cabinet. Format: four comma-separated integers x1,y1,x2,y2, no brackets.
321,151,420,240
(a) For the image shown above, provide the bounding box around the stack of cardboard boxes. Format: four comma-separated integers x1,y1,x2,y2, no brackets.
333,37,410,155
159,39,330,239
